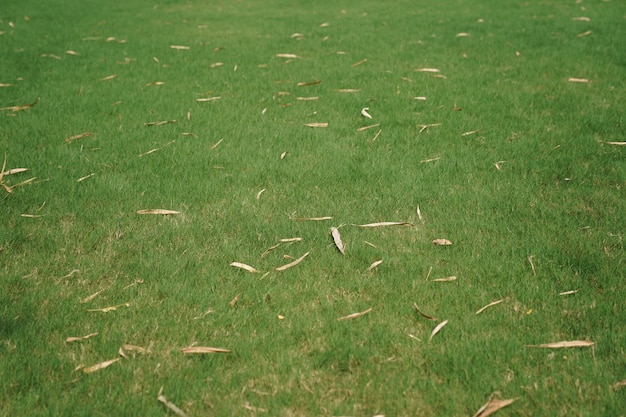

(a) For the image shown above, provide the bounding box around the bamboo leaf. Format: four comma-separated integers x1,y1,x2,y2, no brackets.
275,252,309,271
429,320,448,342
330,227,345,255
230,261,260,273
527,340,594,348
83,358,121,374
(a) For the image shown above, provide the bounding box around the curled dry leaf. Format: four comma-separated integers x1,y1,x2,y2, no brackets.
260,243,281,258
330,227,345,255
137,209,180,215
602,141,626,146
100,74,117,81
83,357,121,374
256,189,266,200
280,237,302,243
352,58,367,67
432,238,453,246
66,332,99,343
361,107,372,119
275,252,309,271
473,398,517,417
475,299,504,315
304,122,328,128
367,259,383,271
527,340,594,348
356,222,413,228
337,307,372,321
559,290,578,296
2,168,28,175
181,346,231,354
413,303,438,321
230,261,260,273
429,319,448,342
296,96,319,101
456,32,471,37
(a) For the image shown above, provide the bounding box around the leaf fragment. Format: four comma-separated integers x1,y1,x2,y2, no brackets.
260,243,281,258
83,357,121,373
0,97,39,112
66,332,99,343
432,238,453,246
196,96,221,102
181,346,231,354
87,302,130,313
210,62,224,68
473,398,517,417
296,96,319,101
2,168,28,175
413,303,438,321
137,209,180,215
144,120,177,126
602,141,626,146
337,307,372,321
230,262,260,273
122,344,151,354
256,188,266,200
356,222,413,228
100,74,117,81
357,123,380,132
304,122,328,128
158,387,189,417
291,216,333,221
429,319,448,342
297,80,321,86
433,276,457,282
475,299,504,315
527,340,594,348
559,290,578,296
170,45,190,50
414,67,440,73
335,89,360,93
352,58,367,67
367,259,383,271
275,252,309,271
276,53,299,59
66,132,94,143
360,107,372,119
330,227,345,255
568,77,589,83
280,237,302,243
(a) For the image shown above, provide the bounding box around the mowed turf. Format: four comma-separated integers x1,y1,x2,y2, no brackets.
1,0,625,415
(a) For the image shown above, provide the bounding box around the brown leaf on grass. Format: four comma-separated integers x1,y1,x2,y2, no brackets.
290,216,333,221
573,16,591,22
568,77,589,83
276,53,299,59
80,288,106,304
413,303,438,321
330,227,345,255
414,67,440,73
433,276,457,282
472,398,517,417
577,30,592,37
145,81,165,86
210,138,223,150
432,238,453,246
2,167,28,175
122,344,151,354
100,74,117,81
158,387,189,417
170,45,190,50
456,32,471,37
356,222,413,228
87,302,130,313
357,123,380,132
181,346,231,354
296,96,320,101
137,209,180,215
602,141,626,146
144,120,177,126
420,156,441,163
210,62,224,68
559,290,578,296
65,132,94,143
280,237,302,243
66,332,99,343
527,340,595,348
0,97,39,112
0,84,12,87
275,252,309,271
230,262,260,273
475,299,504,315
367,259,383,271
615,380,626,388
256,189,266,200
352,58,367,67
297,80,322,86
337,307,373,321
229,293,240,307
66,50,80,55
335,89,360,93
83,357,121,373
360,107,372,119
304,122,328,128
261,243,281,258
429,319,448,342
196,96,221,102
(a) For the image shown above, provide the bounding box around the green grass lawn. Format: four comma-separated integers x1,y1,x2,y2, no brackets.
1,0,625,415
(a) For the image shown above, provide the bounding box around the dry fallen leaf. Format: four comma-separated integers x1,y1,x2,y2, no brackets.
170,45,190,50
100,74,117,81
256,189,266,200
296,96,319,101
291,216,333,221
122,344,151,354
276,53,299,59
360,107,372,119
230,261,260,273
181,346,231,354
87,302,130,313
433,276,457,282
475,299,504,315
432,238,453,246
413,303,438,321
357,123,380,132
0,97,40,112
65,132,94,143
330,227,345,255
367,259,383,271
337,307,372,321
352,58,367,67
473,398,517,417
414,67,440,73
275,252,309,271
335,89,360,93
280,237,302,243
229,293,240,307
577,30,592,37
304,122,328,128
568,77,589,83
356,222,413,228
602,141,626,146
429,319,448,342
2,167,28,176
144,120,177,126
260,243,281,258
158,387,189,417
527,340,594,348
137,209,180,215
83,358,121,374
297,80,322,86
66,332,99,343
196,96,221,102
559,290,579,296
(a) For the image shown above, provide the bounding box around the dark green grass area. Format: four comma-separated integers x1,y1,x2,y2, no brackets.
1,0,625,416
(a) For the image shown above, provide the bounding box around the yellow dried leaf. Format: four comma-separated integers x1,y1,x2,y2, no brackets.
80,288,105,304
83,357,121,373
330,227,345,255
87,302,130,313
65,132,94,143
2,168,27,175
577,30,592,37
527,340,594,348
415,67,440,73
473,398,517,417
572,16,590,21
276,53,299,59
0,97,39,112
559,290,578,296
66,50,80,55
158,388,189,417
181,346,231,354
66,332,99,343
137,209,180,215
357,123,380,132
256,189,266,200
290,216,333,221
433,276,457,282
356,222,413,228
475,299,504,315
603,141,626,146
260,243,281,258
144,120,177,126
296,96,320,101
456,32,471,37
568,77,589,83
297,80,321,86
0,84,12,87
429,319,448,342
432,238,453,246
413,303,438,321
335,89,360,93
230,262,260,273
275,252,309,271
170,45,190,50
229,293,240,307
360,107,372,119
280,237,302,243
352,58,367,67
100,74,117,81
210,62,224,68
122,344,151,354
304,122,328,128
337,307,372,321
367,259,383,271
196,96,221,102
